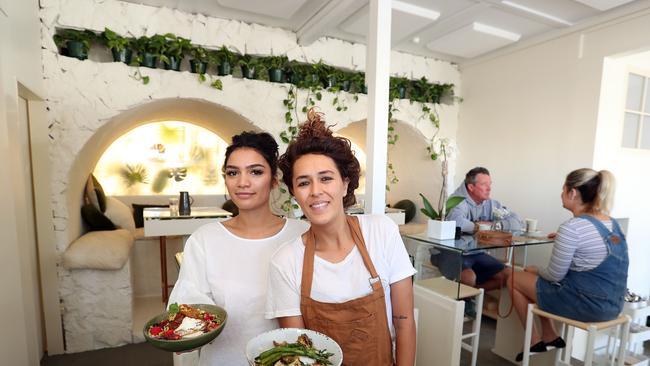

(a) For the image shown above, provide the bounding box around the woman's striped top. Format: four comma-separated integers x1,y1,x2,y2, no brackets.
538,217,611,283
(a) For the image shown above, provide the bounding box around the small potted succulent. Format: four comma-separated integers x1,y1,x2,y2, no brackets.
101,28,133,64
53,29,96,60
189,46,209,74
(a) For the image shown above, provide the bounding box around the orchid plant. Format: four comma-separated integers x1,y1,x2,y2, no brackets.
419,137,464,221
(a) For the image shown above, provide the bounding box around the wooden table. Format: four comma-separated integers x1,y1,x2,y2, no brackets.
143,207,232,302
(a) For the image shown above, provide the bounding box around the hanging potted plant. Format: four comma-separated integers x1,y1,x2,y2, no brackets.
133,35,165,68
237,54,258,79
161,34,190,71
339,71,352,92
350,72,367,94
214,46,235,76
390,76,410,100
265,55,288,83
101,28,133,64
285,61,303,85
322,65,339,89
419,138,463,239
189,46,209,74
53,29,96,60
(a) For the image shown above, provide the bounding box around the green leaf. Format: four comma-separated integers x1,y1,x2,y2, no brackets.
316,92,322,100
445,196,465,213
419,193,439,220
211,79,223,90
168,303,180,317
198,73,206,83
142,76,150,85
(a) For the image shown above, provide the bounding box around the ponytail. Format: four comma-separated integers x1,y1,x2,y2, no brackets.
564,168,616,214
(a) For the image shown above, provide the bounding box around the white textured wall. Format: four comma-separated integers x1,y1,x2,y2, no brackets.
40,0,461,352
458,9,650,291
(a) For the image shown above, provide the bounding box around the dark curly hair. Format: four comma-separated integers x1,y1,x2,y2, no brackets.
278,109,360,207
223,131,279,177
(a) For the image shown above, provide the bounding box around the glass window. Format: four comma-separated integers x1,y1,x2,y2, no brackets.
641,115,650,150
626,73,644,111
94,121,228,195
622,113,639,148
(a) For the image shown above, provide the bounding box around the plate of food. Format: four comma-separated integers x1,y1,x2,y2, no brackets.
143,303,227,352
246,328,342,366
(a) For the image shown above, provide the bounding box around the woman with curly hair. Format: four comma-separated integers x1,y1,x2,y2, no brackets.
169,131,309,365
265,110,416,366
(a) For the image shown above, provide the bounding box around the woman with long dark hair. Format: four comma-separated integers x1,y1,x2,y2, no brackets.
265,110,416,366
169,131,309,365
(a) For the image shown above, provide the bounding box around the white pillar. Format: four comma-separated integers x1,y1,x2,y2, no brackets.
364,0,391,215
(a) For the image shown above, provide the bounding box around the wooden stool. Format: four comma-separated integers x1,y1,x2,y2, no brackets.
522,304,631,366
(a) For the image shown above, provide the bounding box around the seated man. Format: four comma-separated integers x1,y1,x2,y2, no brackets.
440,167,521,290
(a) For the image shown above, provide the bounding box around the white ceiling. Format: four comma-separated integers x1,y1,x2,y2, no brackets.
120,0,642,64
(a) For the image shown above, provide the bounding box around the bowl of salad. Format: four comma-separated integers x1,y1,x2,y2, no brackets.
143,303,227,352
246,328,342,366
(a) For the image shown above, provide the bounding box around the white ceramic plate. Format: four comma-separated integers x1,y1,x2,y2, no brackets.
245,328,343,366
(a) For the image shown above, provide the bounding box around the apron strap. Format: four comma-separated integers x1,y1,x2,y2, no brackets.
300,216,382,297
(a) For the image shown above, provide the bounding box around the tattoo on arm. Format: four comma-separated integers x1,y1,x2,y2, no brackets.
392,315,409,320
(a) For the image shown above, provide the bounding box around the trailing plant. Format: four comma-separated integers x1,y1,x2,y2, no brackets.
215,46,236,65
161,33,191,66
264,55,288,70
53,29,97,58
130,69,150,85
101,28,130,52
189,45,209,63
280,86,299,143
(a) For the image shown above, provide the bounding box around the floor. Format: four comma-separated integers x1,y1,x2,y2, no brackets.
41,317,649,366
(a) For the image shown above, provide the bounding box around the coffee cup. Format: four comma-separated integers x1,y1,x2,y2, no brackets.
525,218,538,233
169,197,179,216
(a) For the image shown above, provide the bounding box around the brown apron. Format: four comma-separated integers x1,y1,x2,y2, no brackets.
300,216,393,366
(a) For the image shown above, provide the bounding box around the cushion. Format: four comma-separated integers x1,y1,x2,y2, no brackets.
104,197,136,235
81,203,116,231
63,229,134,270
393,199,416,223
221,199,239,217
84,174,107,212
132,203,168,228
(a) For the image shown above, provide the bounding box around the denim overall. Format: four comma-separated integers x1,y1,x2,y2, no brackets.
537,215,629,322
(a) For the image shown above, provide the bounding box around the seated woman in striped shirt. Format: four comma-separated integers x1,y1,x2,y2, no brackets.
508,168,629,361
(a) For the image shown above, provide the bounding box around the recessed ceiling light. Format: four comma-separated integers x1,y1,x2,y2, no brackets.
412,36,421,44
392,0,440,21
501,0,573,26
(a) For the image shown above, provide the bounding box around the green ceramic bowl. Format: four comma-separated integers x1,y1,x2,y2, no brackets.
143,304,227,352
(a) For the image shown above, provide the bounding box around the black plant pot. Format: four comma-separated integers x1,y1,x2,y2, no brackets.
189,59,207,74
306,74,320,86
325,76,337,89
164,56,182,71
398,86,407,99
66,40,87,60
141,53,158,68
111,48,133,64
217,61,231,76
342,80,351,92
288,72,301,85
268,68,284,83
241,66,256,79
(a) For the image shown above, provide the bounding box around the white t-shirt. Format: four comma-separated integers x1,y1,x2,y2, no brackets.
264,215,416,337
168,218,309,366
